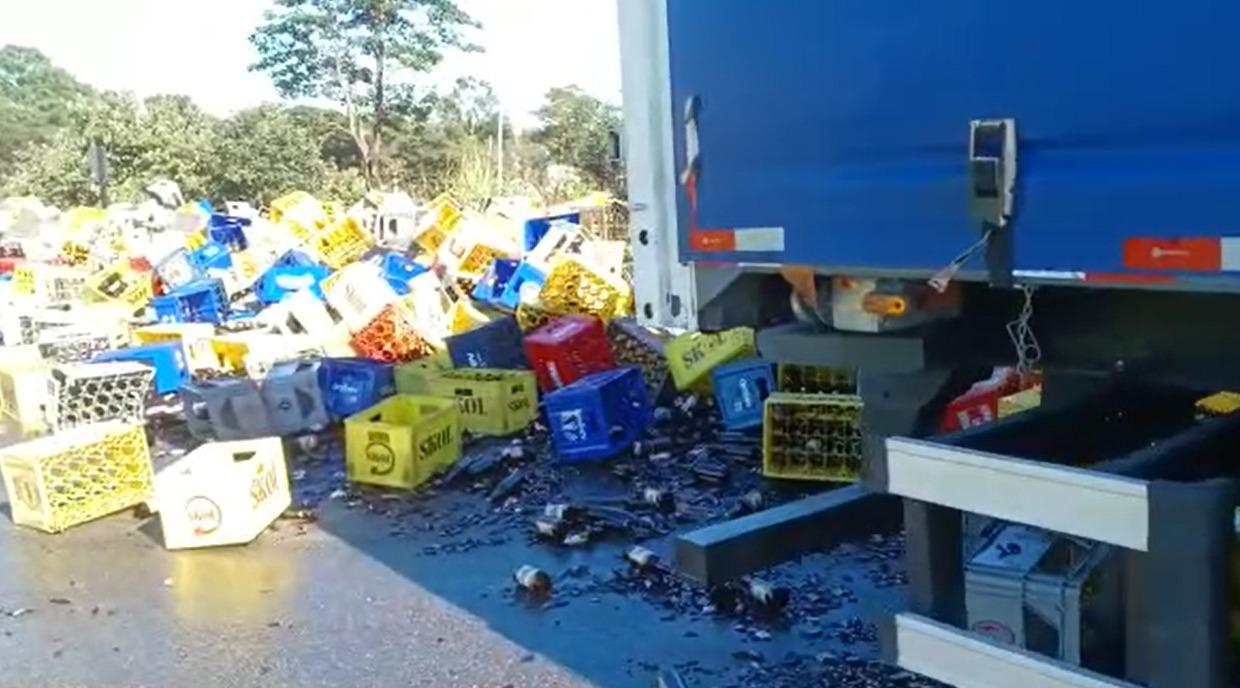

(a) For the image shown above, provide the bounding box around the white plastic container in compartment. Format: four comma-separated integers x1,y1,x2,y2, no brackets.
154,437,291,550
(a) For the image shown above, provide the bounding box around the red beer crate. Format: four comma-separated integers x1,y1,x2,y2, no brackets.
522,315,616,393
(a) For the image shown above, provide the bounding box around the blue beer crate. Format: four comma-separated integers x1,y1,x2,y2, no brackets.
445,316,526,369
207,214,251,252
256,265,330,304
188,240,233,272
497,262,546,310
472,259,519,306
151,278,229,324
94,342,190,395
712,358,776,430
544,366,650,463
318,357,397,421
275,250,320,269
522,212,580,251
380,252,426,295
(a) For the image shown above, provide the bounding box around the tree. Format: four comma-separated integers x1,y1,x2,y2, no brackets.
209,106,332,205
249,0,480,189
3,93,219,205
531,85,622,195
0,45,94,179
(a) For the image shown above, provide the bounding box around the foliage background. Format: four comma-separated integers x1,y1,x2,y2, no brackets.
0,36,622,208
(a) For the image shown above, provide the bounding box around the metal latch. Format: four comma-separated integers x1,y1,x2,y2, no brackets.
968,118,1017,286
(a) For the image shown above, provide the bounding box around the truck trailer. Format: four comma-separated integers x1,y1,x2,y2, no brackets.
619,2,1240,687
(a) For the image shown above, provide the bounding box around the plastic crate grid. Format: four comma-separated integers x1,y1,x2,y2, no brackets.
607,319,670,400
37,331,116,364
762,392,863,482
515,300,558,332
152,279,229,324
776,364,858,395
544,367,651,463
540,258,631,322
312,217,373,269
0,422,154,533
350,303,435,364
48,362,154,431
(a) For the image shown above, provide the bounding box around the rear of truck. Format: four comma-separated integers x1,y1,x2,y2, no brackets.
619,2,1240,686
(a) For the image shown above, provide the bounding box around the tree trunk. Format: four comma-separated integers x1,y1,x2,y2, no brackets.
369,35,387,189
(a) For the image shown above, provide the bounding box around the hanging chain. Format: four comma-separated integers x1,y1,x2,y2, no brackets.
1006,285,1041,380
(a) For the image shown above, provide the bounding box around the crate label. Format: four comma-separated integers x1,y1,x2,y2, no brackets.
456,395,485,416
507,396,531,413
465,351,486,367
9,465,41,512
419,425,453,458
365,431,396,475
185,496,223,536
250,462,281,509
557,409,587,443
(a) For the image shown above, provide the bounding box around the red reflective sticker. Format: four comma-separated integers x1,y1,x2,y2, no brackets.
1122,238,1221,272
690,230,736,253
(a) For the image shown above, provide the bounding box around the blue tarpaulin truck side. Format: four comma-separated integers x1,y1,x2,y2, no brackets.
620,2,1240,687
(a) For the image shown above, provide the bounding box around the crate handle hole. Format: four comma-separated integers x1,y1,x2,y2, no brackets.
232,451,256,463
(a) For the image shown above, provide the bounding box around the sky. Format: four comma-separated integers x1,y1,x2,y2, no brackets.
0,0,622,127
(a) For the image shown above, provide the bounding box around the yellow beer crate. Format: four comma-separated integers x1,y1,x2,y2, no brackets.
312,217,373,269
665,327,756,391
11,264,89,305
776,364,858,395
208,331,275,373
84,259,154,313
762,392,863,482
132,323,219,370
999,385,1043,418
394,364,444,396
344,395,461,490
448,299,493,334
413,195,462,254
154,436,291,550
540,257,633,322
0,422,154,533
184,229,208,251
60,239,92,267
516,300,559,332
424,369,538,436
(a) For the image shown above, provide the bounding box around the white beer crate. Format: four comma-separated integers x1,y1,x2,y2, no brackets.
321,262,399,332
0,348,52,437
258,288,341,338
154,437,291,550
0,422,154,533
47,361,154,431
